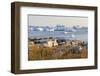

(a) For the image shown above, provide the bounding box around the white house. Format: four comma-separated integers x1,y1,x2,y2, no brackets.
44,39,58,48
53,39,58,46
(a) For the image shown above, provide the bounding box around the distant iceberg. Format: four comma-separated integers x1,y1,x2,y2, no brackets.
37,28,44,31
28,25,88,33
54,25,65,31
64,32,68,34
71,34,75,38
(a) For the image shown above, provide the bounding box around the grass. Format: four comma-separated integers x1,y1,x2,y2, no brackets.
28,44,88,61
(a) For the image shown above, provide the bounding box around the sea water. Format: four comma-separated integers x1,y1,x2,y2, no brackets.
28,30,88,42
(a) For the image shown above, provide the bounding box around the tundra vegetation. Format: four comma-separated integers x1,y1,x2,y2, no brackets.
28,38,88,60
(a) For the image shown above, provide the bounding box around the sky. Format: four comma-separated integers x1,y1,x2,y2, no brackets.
28,15,88,27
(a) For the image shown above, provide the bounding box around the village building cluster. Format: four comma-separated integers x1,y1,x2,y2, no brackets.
28,37,87,49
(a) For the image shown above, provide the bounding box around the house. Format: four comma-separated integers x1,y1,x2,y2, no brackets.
28,40,34,46
57,38,66,46
53,39,58,46
65,40,71,46
28,40,35,50
71,40,82,46
44,39,58,47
